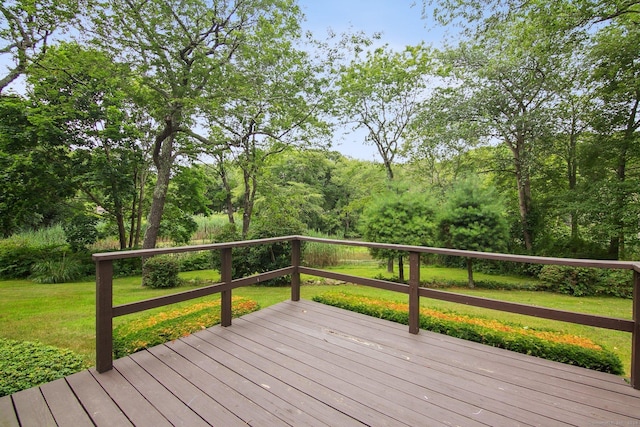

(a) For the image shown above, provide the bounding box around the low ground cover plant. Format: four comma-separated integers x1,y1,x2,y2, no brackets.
0,339,88,397
113,296,259,358
313,291,623,375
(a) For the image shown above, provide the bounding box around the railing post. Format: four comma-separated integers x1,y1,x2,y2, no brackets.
221,247,232,327
632,268,640,389
409,252,420,334
96,259,114,373
291,239,301,302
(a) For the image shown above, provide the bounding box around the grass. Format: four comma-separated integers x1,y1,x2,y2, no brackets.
0,265,633,377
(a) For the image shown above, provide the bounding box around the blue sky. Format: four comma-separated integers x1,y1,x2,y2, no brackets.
296,0,446,160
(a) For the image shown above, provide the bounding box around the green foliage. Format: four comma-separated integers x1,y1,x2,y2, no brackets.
0,339,87,397
313,292,624,375
360,190,436,267
175,251,213,272
244,212,305,286
374,273,543,291
538,265,633,298
438,179,508,252
63,212,99,252
113,297,259,358
30,253,87,284
159,208,198,245
142,255,181,289
302,231,341,268
0,240,64,279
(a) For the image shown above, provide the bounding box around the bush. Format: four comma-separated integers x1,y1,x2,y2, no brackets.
313,292,624,375
113,296,259,358
30,252,87,283
373,273,543,291
538,265,632,298
175,251,212,272
0,241,65,279
142,255,181,288
63,213,98,252
0,339,87,397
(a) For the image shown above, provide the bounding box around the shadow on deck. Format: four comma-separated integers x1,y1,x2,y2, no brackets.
2,299,640,426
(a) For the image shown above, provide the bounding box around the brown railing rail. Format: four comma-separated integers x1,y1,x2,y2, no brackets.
93,235,640,389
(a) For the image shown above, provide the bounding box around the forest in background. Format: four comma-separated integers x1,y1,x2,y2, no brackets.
1,0,639,263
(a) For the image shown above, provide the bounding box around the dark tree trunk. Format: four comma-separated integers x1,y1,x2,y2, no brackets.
143,132,175,249
466,258,475,288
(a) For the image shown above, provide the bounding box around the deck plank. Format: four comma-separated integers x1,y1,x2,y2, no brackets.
291,299,640,423
194,329,408,426
5,299,640,426
10,387,56,427
131,351,258,426
114,354,215,427
89,367,171,427
240,307,546,426
65,369,132,427
0,395,19,427
226,316,493,427
147,342,329,426
39,378,93,426
177,333,365,426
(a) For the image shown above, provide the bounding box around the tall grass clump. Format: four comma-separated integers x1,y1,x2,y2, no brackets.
5,225,67,246
192,214,232,243
303,231,341,267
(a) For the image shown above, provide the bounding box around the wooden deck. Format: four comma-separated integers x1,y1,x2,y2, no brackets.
2,299,640,426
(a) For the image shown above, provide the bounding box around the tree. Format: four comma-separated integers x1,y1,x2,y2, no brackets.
0,95,74,236
337,44,433,180
0,0,80,93
440,17,569,251
585,17,640,259
437,178,508,287
204,11,331,237
360,190,436,281
90,0,300,249
27,42,151,250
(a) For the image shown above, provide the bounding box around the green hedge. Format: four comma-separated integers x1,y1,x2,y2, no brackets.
0,339,88,397
538,265,632,298
313,292,623,375
142,255,181,288
113,297,260,358
374,273,543,291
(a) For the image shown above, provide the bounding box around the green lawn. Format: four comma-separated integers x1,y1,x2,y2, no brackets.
0,266,633,377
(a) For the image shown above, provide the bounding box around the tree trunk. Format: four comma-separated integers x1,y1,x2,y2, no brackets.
398,255,404,282
143,134,174,249
134,171,146,248
387,258,394,273
466,258,475,288
115,210,127,250
510,137,533,251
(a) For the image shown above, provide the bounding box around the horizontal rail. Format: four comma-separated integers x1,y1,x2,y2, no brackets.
297,236,639,270
92,236,296,261
417,288,634,332
301,266,633,332
300,267,410,294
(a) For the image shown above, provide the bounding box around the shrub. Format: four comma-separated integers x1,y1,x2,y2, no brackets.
63,213,99,252
175,251,212,272
0,339,87,397
373,273,543,291
0,241,66,279
30,253,87,283
113,296,259,358
142,255,181,288
538,265,632,298
313,292,624,375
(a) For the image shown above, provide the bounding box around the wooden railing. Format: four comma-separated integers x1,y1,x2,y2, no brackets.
93,236,640,389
